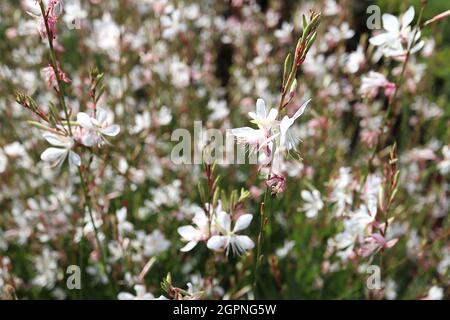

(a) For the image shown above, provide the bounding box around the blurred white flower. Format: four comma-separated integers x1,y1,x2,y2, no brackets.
360,71,395,99
369,6,424,60
40,132,81,169
424,286,443,300
301,189,323,218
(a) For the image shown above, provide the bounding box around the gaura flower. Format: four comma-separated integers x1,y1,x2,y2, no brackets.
41,64,71,88
369,6,424,60
40,132,80,169
207,210,254,256
266,173,286,195
76,108,120,147
360,71,396,99
230,98,279,155
177,209,210,252
301,189,324,218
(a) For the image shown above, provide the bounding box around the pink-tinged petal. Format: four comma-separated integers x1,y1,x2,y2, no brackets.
207,235,227,251
257,132,279,151
233,214,253,232
177,225,197,241
382,14,400,32
76,112,93,129
370,233,386,245
101,124,120,136
369,33,388,46
235,235,255,250
180,241,198,252
256,98,266,119
385,238,399,248
402,6,415,27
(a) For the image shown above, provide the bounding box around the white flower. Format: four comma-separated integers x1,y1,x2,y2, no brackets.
40,132,81,169
207,211,254,256
143,230,171,257
369,6,424,59
161,9,187,40
118,285,167,300
360,71,395,99
77,107,120,147
424,286,443,300
248,98,278,131
345,45,365,74
178,208,210,252
279,99,311,151
301,189,323,218
438,145,450,175
230,98,279,154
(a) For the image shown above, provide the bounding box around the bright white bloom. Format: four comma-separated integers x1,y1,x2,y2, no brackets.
369,6,424,59
40,132,81,169
207,211,254,256
177,209,210,252
279,99,311,151
118,285,167,300
301,189,324,218
77,107,120,147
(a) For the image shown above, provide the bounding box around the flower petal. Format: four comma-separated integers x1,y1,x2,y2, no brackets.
402,6,415,27
233,214,253,232
292,99,311,121
42,133,70,148
256,98,266,119
235,235,254,250
382,14,399,32
177,225,197,241
207,235,227,251
101,124,120,136
180,241,198,252
69,151,81,168
76,112,93,129
369,33,388,46
41,147,67,162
